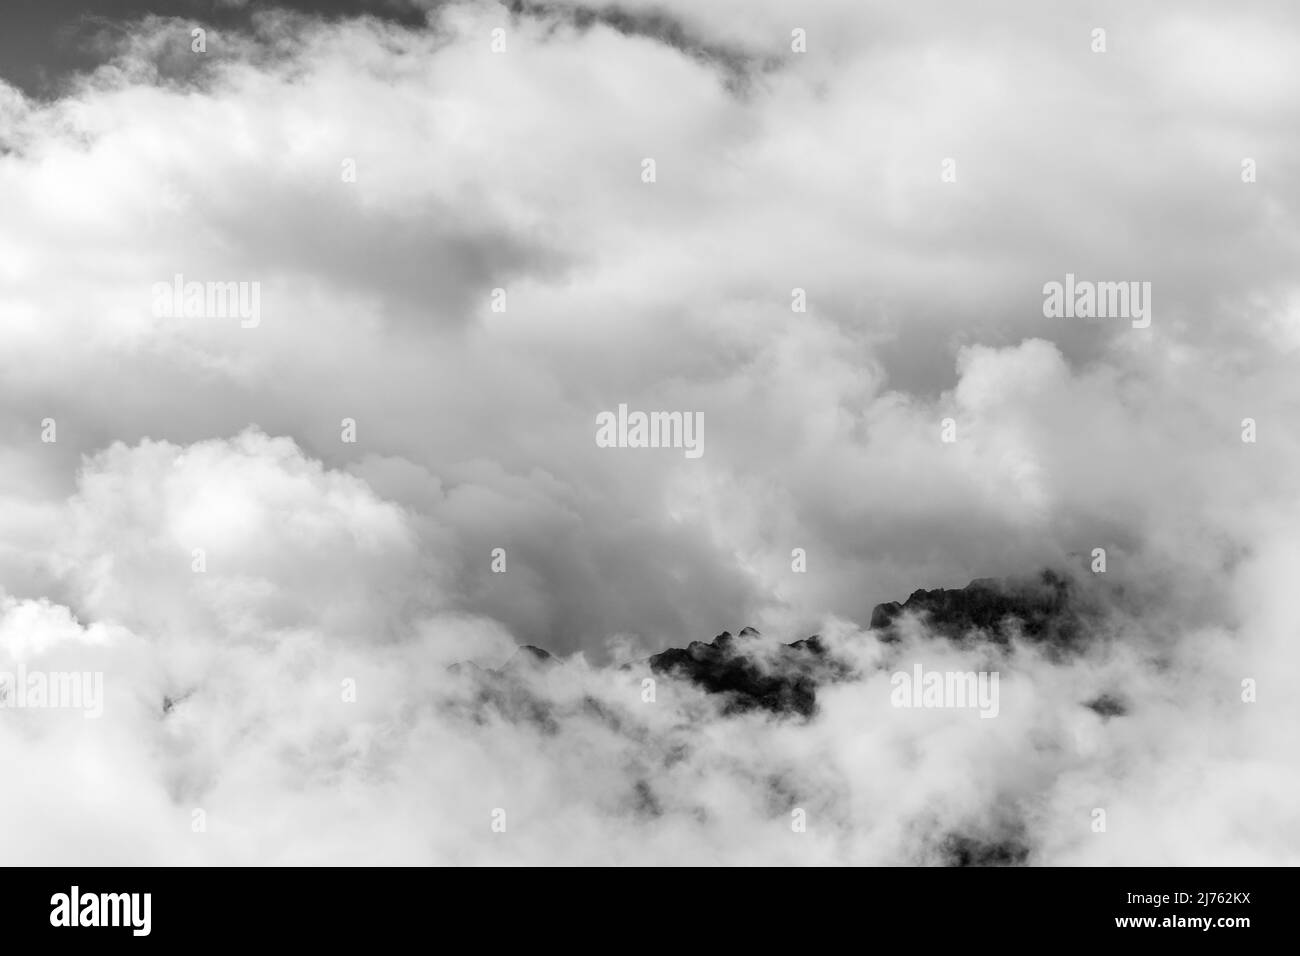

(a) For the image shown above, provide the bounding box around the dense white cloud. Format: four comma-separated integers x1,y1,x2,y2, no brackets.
0,0,1297,863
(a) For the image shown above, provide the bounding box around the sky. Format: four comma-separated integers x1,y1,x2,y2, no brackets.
1,0,1298,864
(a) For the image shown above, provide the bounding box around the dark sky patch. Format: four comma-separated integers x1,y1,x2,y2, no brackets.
0,0,430,98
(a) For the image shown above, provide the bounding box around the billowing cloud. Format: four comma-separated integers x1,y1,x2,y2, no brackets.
0,0,1297,864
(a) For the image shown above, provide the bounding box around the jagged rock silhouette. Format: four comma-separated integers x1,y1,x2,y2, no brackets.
449,569,1098,719
869,569,1080,649
646,627,838,718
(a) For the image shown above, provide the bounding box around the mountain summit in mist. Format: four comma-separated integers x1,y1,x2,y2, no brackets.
453,570,1099,719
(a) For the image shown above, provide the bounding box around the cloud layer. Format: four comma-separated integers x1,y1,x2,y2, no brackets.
1,0,1297,863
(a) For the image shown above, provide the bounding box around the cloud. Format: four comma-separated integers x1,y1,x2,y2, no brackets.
0,0,1297,863
0,423,1291,865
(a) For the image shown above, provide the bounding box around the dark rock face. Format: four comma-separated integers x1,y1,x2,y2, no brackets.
868,569,1081,650
645,628,839,718
452,569,1088,720
1085,693,1127,718
439,570,1097,867
938,831,1031,867
637,570,1087,715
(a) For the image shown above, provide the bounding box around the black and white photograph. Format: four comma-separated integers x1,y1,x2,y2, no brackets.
0,0,1293,927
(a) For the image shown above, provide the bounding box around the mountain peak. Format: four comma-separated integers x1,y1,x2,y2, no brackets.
452,570,1091,719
